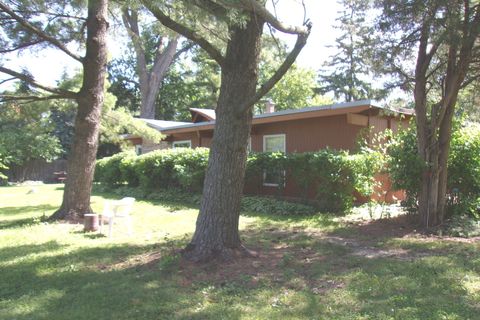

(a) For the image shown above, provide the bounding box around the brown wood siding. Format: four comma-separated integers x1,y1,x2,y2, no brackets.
127,137,142,145
167,132,200,147
250,114,363,153
369,115,389,135
142,139,169,153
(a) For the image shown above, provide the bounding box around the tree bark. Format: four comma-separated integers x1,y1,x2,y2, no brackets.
140,37,178,119
51,0,108,220
183,15,264,262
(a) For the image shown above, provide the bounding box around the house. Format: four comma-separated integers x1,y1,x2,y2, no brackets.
130,100,413,201
135,100,412,153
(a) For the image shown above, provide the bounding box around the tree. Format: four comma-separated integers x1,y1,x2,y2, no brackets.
109,45,220,121
373,0,480,227
121,6,191,119
319,0,381,102
143,0,310,261
0,0,109,220
0,96,62,180
258,64,331,112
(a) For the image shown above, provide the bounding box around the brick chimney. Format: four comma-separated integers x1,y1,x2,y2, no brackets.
265,99,275,113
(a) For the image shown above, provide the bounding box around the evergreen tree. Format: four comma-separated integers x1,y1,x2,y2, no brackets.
318,0,381,102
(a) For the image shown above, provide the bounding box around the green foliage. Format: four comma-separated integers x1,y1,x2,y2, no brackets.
387,122,480,218
95,183,316,216
96,147,382,213
247,149,383,213
448,123,480,196
95,151,135,187
441,214,480,238
0,101,62,167
95,148,210,192
318,0,383,102
386,126,425,210
241,196,315,216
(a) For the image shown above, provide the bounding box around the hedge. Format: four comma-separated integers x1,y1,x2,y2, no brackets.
95,147,382,213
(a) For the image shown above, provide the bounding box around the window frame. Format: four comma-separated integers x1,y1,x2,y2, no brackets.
135,144,143,155
172,140,192,148
262,134,286,187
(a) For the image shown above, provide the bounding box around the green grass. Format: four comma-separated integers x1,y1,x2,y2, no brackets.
1,184,479,319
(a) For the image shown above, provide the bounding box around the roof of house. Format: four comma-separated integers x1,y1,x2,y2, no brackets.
139,118,192,130
147,100,413,135
190,108,216,122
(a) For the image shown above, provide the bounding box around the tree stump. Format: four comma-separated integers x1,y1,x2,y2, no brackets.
84,213,99,232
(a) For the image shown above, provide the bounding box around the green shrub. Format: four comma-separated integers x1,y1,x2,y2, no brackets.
448,123,480,196
95,148,209,192
441,214,480,238
246,148,382,213
386,122,480,218
95,151,134,187
241,196,316,215
96,147,382,213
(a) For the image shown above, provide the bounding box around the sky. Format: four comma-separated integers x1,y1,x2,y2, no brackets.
0,0,342,89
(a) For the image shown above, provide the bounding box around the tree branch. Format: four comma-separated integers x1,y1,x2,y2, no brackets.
0,66,78,98
142,0,225,67
0,94,72,103
173,41,195,61
122,8,149,91
0,77,16,85
0,39,45,54
217,0,310,35
0,2,83,63
238,25,311,114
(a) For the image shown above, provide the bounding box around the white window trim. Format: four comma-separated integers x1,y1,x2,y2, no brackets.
247,136,252,153
262,134,286,187
263,134,286,153
172,140,192,148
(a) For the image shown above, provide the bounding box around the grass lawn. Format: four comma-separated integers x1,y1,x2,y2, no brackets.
1,184,479,320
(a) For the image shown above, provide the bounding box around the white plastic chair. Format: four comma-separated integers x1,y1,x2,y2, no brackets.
99,197,135,237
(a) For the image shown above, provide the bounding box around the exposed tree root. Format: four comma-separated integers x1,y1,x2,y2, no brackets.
182,243,258,263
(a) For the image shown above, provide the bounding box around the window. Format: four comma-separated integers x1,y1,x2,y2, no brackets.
172,140,192,148
263,134,286,153
247,137,252,153
263,134,286,186
135,145,142,155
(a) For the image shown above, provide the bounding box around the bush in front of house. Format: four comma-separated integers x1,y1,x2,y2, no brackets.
95,151,134,187
245,148,383,213
95,147,382,213
95,148,210,192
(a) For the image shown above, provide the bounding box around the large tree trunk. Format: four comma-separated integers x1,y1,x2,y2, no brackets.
183,16,264,262
417,105,455,228
51,0,108,220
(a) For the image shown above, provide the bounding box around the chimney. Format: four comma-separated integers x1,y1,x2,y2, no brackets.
265,99,275,113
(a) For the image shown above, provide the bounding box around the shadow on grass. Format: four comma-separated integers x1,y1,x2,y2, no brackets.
0,216,47,230
0,239,223,320
91,188,199,212
0,204,57,216
0,240,67,263
242,210,340,229
1,221,479,319
239,222,480,319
